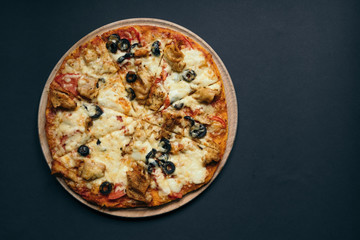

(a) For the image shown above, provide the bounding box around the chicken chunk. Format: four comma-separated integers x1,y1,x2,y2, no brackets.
147,85,166,110
80,159,106,181
130,66,154,100
51,160,81,183
77,76,99,99
193,87,219,103
49,88,77,110
83,48,98,63
134,48,149,57
164,43,186,72
204,147,220,165
126,165,151,202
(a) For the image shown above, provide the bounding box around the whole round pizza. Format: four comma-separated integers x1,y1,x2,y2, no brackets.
45,24,228,208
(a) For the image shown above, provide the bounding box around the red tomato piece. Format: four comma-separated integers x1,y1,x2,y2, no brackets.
210,116,226,128
54,74,80,96
169,192,183,199
108,184,126,200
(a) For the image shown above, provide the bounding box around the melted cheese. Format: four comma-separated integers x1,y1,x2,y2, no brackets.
55,104,90,154
127,124,209,197
89,107,136,138
182,49,206,67
163,48,219,103
97,82,133,115
152,138,207,196
89,130,133,185
62,49,117,78
141,55,162,76
165,74,192,102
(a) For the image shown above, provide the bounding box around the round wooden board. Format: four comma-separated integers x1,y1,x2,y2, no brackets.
38,18,238,218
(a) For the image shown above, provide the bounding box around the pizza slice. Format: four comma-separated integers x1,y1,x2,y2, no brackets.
140,92,228,155
54,35,134,116
115,120,223,206
51,127,139,208
100,26,167,117
46,97,137,158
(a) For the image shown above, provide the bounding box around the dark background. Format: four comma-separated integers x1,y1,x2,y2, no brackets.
0,0,359,239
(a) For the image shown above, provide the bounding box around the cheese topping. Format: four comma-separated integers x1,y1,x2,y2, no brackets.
163,48,218,103
89,107,136,138
89,130,132,185
152,137,207,196
165,74,192,103
54,104,90,154
97,82,132,115
141,55,162,76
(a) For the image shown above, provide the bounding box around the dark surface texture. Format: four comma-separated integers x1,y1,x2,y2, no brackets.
0,0,359,239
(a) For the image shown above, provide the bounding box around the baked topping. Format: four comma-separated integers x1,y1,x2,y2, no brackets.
99,181,113,195
185,116,207,138
117,52,134,64
126,87,136,100
126,165,151,202
164,43,186,72
126,71,137,83
49,89,76,110
159,161,175,175
159,138,171,153
193,87,219,103
77,76,99,99
77,145,90,156
118,39,130,51
90,105,103,119
182,69,197,82
80,160,106,181
106,41,117,53
151,41,161,56
84,104,103,119
108,34,120,42
172,102,184,110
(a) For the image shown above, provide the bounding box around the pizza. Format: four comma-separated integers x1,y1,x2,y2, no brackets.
45,25,228,208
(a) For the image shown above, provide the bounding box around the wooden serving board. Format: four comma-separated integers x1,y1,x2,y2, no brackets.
38,18,238,217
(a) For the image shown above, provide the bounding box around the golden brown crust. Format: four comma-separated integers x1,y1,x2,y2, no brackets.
46,25,228,208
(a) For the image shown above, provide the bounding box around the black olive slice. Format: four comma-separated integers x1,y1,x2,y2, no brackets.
117,52,134,64
161,161,176,175
96,78,106,88
90,105,103,119
190,123,207,138
159,138,171,153
109,34,120,42
99,181,112,195
157,153,169,162
126,88,136,100
147,161,158,174
184,116,195,126
173,102,184,110
131,43,140,49
151,41,161,56
126,71,137,83
145,148,157,164
96,139,101,145
118,39,130,51
182,69,197,82
78,145,89,156
106,41,117,53
98,78,106,83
